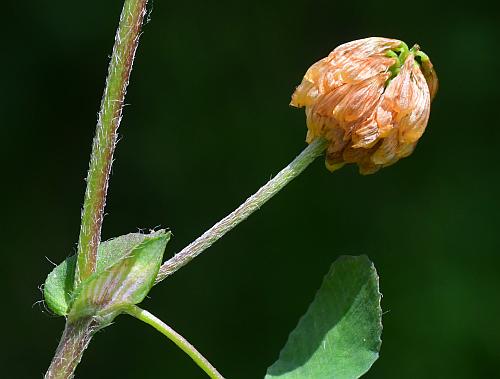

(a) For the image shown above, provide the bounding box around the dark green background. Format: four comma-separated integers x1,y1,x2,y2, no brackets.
3,0,500,377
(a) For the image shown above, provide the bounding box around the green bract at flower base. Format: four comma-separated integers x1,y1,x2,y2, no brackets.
44,230,170,325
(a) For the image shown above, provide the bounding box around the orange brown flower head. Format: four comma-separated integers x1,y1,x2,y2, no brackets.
291,37,438,174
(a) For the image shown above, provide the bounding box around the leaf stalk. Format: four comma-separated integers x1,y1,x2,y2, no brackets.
126,305,225,379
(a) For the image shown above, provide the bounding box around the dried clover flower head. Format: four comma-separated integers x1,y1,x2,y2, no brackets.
291,37,438,174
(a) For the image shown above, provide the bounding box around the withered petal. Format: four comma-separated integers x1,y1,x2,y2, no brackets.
371,130,398,165
398,63,431,144
332,73,388,124
291,37,437,174
335,55,396,85
329,37,402,62
343,145,374,163
352,117,379,148
396,141,417,158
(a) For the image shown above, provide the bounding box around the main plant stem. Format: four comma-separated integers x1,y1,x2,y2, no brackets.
45,317,99,379
75,0,148,285
155,137,328,283
46,1,148,378
126,306,225,379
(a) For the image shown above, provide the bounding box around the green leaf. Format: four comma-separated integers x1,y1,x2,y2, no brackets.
69,233,169,323
44,255,77,316
44,230,170,317
265,255,382,379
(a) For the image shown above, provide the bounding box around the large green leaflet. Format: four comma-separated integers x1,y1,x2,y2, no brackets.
266,255,382,379
44,230,170,318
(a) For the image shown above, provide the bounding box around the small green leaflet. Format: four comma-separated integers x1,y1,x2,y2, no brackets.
44,230,170,319
43,254,76,316
265,255,382,379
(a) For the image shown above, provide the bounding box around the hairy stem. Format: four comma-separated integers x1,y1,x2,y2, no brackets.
155,138,328,283
75,0,148,285
46,1,148,378
45,318,99,379
126,306,225,379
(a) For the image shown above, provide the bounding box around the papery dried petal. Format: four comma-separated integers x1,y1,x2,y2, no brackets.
312,83,353,119
398,65,431,143
343,144,375,163
371,130,398,165
291,37,437,174
352,117,380,148
375,101,395,137
291,59,331,107
329,38,402,63
396,141,417,158
291,80,319,108
332,73,389,125
291,38,400,107
325,161,346,172
384,55,417,115
358,159,381,175
337,55,397,84
324,125,348,153
416,51,439,101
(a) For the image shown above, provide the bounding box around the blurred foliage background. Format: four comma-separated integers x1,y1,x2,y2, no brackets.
2,0,500,377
